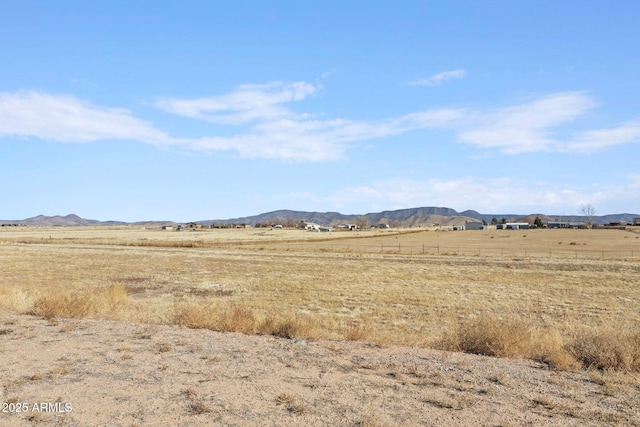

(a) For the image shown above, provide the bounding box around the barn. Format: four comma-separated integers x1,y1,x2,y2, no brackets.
465,221,485,230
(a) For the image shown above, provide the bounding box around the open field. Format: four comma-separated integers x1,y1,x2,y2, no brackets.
1,226,640,352
2,225,639,258
1,226,640,424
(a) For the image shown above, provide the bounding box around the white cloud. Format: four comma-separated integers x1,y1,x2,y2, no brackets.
2,86,640,162
154,82,466,161
0,91,174,146
568,121,640,152
457,92,597,153
154,81,319,125
407,69,467,87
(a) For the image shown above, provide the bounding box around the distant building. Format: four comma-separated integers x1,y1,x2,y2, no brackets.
505,222,530,230
337,223,358,230
633,218,640,226
548,221,585,229
465,221,484,231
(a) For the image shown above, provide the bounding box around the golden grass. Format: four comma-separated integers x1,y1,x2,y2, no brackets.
567,326,640,371
29,284,129,319
1,226,640,372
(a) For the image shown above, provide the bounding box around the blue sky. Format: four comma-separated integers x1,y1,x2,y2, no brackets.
2,1,639,222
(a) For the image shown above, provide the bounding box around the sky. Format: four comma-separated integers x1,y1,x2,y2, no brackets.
2,1,640,222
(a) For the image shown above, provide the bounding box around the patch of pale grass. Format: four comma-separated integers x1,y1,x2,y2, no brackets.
174,300,328,339
435,313,580,370
0,287,35,312
29,284,129,320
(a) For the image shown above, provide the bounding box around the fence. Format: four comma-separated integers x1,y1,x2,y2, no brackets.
249,242,638,261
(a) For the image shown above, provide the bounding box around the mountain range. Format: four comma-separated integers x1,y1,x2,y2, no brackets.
201,208,639,227
3,208,638,227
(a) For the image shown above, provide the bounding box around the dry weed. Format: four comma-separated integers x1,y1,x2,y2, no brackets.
533,394,555,408
436,314,536,358
29,285,129,320
567,326,640,371
436,314,583,371
187,400,212,414
492,371,511,386
154,342,172,353
275,393,306,414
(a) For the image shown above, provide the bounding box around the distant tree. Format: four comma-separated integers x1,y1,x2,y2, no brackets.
580,203,596,229
284,217,299,228
501,218,507,224
491,217,498,225
534,216,544,228
482,219,488,226
355,215,369,229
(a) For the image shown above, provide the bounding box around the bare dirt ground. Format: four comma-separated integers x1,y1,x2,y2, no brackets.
1,311,638,427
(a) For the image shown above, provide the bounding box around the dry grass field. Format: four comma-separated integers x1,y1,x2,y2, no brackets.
1,225,640,425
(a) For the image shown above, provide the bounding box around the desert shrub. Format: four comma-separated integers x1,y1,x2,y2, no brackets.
341,319,371,341
530,329,580,371
567,327,640,371
259,313,322,339
219,305,258,333
29,285,129,319
435,313,579,370
174,301,218,330
174,301,258,334
436,314,535,358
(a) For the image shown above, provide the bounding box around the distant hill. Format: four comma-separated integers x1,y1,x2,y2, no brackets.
200,207,481,228
2,208,638,227
1,214,127,227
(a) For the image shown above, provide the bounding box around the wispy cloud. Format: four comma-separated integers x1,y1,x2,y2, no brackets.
457,92,598,153
155,82,466,161
154,81,319,125
0,86,464,162
454,92,640,154
0,91,173,146
2,85,640,162
178,108,465,161
407,69,467,87
568,121,640,152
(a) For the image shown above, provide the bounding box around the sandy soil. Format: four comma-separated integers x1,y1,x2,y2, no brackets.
1,312,638,427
